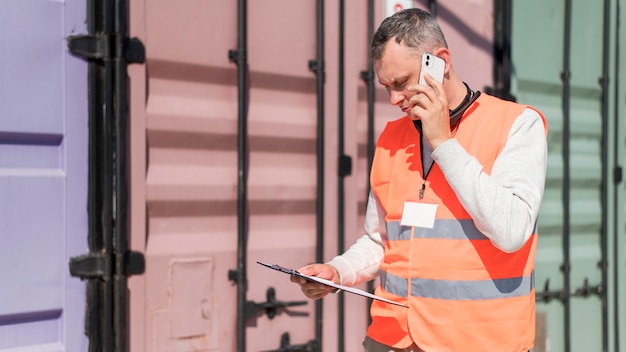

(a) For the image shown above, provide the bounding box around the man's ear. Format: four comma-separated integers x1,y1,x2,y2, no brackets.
433,47,452,75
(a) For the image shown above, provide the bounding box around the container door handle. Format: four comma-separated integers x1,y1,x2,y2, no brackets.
245,287,307,319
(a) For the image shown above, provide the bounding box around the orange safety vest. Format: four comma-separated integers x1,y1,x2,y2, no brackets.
367,93,547,352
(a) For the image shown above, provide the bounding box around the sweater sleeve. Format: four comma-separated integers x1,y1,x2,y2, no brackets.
327,191,386,286
431,108,547,252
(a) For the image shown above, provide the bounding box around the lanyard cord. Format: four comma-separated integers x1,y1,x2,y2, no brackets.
419,135,435,199
415,82,480,199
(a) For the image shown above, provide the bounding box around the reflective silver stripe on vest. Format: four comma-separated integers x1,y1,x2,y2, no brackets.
379,270,408,298
379,270,535,300
386,219,488,241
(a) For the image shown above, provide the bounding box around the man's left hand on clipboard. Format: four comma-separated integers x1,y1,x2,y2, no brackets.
289,263,341,299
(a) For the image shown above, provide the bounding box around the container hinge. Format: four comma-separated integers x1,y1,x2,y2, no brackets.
123,250,146,276
245,287,307,320
69,250,145,279
614,166,623,184
338,154,352,177
228,269,240,283
360,70,374,83
125,38,146,64
308,60,323,73
262,333,320,352
228,49,247,64
69,252,111,279
67,34,110,60
67,34,145,65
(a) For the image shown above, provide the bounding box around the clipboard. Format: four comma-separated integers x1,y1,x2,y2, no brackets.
257,261,408,308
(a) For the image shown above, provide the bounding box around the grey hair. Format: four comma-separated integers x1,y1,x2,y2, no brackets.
371,8,448,60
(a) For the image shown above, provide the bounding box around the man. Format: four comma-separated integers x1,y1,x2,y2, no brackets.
291,8,547,352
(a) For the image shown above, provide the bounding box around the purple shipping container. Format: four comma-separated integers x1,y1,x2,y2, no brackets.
0,0,88,351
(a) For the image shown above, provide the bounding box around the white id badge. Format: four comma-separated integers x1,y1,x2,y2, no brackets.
400,201,438,229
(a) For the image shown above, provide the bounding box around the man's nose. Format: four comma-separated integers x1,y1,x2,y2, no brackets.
389,91,404,106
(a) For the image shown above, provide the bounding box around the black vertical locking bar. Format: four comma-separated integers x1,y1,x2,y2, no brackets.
314,0,325,349
306,0,325,349
229,0,250,351
599,1,611,351
113,0,130,350
85,0,109,350
90,0,115,350
561,0,573,350
337,0,346,350
365,0,375,176
101,0,116,350
428,0,437,17
364,0,376,327
488,0,516,102
612,2,622,351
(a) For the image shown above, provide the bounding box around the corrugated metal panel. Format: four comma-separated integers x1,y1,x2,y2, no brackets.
141,1,241,350
129,1,352,351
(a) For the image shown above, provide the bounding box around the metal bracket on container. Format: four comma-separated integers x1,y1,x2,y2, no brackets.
228,269,241,284
228,49,247,65
614,166,623,184
67,34,145,64
125,38,146,64
338,154,352,177
538,278,565,303
245,287,307,320
308,60,323,73
360,70,374,83
69,250,145,279
262,333,320,352
67,34,110,60
69,253,111,279
571,277,603,298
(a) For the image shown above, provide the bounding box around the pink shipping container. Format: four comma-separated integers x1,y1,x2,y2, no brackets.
125,0,494,351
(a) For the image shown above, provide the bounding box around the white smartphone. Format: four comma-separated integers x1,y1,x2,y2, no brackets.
418,52,445,85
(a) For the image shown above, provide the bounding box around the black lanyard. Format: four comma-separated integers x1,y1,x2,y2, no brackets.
419,135,434,199
413,83,481,199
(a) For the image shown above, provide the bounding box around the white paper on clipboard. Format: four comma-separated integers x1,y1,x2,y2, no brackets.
257,261,408,308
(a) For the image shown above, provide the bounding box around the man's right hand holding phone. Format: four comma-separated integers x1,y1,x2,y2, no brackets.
408,73,452,150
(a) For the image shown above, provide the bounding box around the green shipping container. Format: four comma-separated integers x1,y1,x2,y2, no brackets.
510,0,626,351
